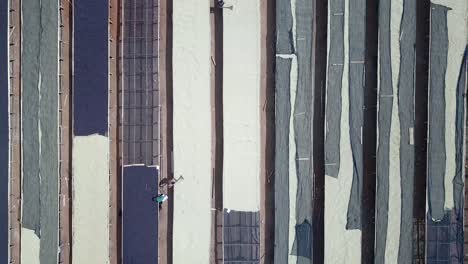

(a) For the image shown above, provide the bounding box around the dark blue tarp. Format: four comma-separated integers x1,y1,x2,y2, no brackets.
0,0,8,261
123,166,158,263
73,0,108,136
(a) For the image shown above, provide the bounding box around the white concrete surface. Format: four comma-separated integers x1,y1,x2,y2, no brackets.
288,56,298,264
325,0,361,262
222,0,261,212
384,1,403,262
72,135,109,264
430,0,467,211
172,0,212,263
21,228,40,264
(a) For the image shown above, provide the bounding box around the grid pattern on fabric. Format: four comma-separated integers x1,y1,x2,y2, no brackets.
223,211,260,263
121,0,160,166
426,211,464,264
413,218,425,263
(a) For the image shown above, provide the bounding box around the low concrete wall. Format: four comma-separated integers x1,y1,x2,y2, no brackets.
0,0,8,261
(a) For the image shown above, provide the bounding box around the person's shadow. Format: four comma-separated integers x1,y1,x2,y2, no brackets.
158,178,171,188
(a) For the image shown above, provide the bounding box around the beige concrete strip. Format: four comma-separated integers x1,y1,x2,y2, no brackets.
172,0,212,263
21,228,40,264
325,0,361,262
431,0,467,210
72,135,109,264
288,56,298,264
384,1,403,262
222,0,261,212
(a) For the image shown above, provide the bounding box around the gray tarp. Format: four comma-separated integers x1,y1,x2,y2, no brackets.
397,0,417,262
276,0,294,54
427,3,449,222
274,57,292,264
22,0,59,262
294,0,314,262
346,0,365,230
375,0,393,262
324,0,344,177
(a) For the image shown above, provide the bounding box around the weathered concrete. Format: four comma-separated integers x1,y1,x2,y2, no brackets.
21,0,59,262
172,0,212,262
223,0,261,212
72,135,109,264
123,166,158,263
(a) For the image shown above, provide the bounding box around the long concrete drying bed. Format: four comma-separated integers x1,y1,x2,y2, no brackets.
72,1,110,262
21,0,59,262
172,0,212,263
